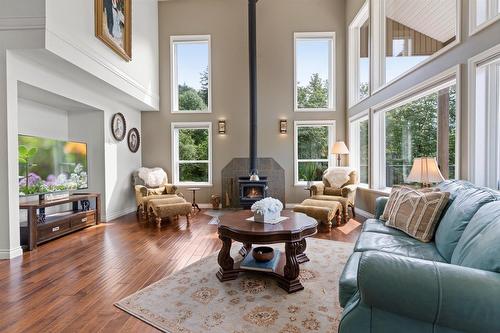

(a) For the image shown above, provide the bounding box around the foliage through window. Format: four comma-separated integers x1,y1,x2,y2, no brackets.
171,36,210,112
295,32,335,111
349,116,369,184
384,84,456,187
294,121,335,185
172,123,212,185
349,1,370,106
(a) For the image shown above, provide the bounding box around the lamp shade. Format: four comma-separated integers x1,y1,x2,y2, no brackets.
332,141,350,155
406,157,445,184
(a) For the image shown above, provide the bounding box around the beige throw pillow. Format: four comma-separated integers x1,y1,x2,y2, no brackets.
380,186,439,221
385,187,450,242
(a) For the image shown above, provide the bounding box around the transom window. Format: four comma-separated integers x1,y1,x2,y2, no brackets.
470,0,500,34
348,1,370,106
294,121,335,185
294,32,336,112
349,115,369,185
171,35,211,113
171,122,212,186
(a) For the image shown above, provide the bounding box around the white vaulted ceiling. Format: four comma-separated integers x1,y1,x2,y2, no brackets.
385,0,456,43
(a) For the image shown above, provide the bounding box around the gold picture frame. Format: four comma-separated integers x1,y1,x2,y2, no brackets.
95,0,132,61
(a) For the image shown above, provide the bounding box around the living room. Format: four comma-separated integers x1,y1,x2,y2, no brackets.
0,0,499,332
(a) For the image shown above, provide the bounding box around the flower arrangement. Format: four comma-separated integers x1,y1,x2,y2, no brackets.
251,197,283,223
19,163,87,196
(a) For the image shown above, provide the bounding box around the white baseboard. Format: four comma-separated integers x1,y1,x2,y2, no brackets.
104,206,137,222
0,246,23,260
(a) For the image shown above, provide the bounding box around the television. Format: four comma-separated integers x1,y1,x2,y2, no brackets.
18,135,88,197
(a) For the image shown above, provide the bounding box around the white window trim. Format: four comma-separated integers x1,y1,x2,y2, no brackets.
170,35,212,114
469,0,500,36
348,0,370,108
349,112,370,186
171,122,213,187
371,66,461,190
468,44,500,188
371,0,462,94
294,32,336,112
293,120,336,186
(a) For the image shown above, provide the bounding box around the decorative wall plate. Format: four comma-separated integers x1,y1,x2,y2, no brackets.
127,128,140,153
111,113,127,141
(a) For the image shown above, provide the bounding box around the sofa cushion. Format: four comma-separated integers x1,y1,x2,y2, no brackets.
435,187,499,261
354,232,446,262
339,252,361,308
385,187,449,242
362,219,407,237
451,202,500,273
436,179,474,199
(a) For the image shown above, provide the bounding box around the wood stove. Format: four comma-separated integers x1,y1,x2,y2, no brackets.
238,177,268,209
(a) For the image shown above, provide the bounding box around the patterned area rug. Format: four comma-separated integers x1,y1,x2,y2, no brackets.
115,238,353,333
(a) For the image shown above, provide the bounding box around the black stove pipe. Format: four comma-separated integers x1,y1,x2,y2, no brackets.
248,0,258,177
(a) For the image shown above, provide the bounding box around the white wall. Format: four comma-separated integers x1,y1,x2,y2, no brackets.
18,98,68,140
45,0,160,109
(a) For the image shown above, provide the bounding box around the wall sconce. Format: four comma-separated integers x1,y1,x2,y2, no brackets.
218,120,227,134
279,120,287,134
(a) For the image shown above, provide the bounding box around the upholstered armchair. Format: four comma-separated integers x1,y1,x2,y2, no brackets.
132,169,179,218
310,168,359,220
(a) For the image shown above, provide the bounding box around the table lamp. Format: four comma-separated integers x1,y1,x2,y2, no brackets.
332,142,350,166
406,157,445,187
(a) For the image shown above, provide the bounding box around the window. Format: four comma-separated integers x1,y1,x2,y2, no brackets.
171,35,211,113
349,1,370,106
294,32,335,111
469,45,500,189
372,70,458,189
372,0,458,88
171,122,212,186
349,115,369,185
470,0,500,34
294,121,335,185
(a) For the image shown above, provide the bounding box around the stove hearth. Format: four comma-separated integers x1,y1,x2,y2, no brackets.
238,176,268,209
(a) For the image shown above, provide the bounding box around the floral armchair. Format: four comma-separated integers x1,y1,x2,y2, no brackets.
310,168,359,220
132,169,179,218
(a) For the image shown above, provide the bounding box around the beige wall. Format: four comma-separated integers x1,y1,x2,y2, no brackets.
142,0,346,204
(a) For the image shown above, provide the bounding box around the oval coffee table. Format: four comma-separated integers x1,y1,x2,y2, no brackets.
216,210,318,293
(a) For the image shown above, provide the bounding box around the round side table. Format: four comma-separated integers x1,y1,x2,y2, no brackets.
187,187,201,213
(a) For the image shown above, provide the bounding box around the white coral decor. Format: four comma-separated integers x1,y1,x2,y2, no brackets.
251,197,283,223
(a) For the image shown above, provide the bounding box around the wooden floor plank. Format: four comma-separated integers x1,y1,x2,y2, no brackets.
0,210,364,332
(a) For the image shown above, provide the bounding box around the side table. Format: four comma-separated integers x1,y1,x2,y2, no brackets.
187,187,201,213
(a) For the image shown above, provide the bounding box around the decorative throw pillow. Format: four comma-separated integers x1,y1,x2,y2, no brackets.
385,187,450,242
323,167,352,189
380,186,439,221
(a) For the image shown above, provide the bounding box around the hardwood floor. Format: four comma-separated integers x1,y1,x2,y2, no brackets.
0,210,365,333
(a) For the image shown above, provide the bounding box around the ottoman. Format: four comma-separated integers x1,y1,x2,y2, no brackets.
293,198,342,228
140,194,181,219
149,197,192,227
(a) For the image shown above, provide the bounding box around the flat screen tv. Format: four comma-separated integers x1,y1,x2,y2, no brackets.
18,135,88,197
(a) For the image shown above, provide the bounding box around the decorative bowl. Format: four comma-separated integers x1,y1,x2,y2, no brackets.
252,246,275,262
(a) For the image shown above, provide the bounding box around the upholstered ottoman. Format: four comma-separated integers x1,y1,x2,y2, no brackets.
311,195,350,223
293,198,342,228
139,194,182,219
149,197,192,227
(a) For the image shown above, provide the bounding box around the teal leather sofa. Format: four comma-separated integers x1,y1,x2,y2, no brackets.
338,180,500,333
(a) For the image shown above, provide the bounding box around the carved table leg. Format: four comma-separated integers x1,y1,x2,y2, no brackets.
279,241,304,293
216,236,239,282
296,239,309,264
239,242,252,257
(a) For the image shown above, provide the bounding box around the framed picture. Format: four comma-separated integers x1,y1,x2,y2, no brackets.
128,128,140,153
111,113,127,141
95,0,132,61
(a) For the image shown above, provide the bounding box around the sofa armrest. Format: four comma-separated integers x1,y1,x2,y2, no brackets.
357,251,500,333
310,182,325,195
374,196,388,219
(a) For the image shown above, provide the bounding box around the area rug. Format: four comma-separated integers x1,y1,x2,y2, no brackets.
115,238,354,333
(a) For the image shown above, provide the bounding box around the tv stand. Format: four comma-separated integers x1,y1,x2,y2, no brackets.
20,193,101,250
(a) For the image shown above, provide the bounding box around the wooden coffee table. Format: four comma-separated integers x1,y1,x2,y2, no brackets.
216,210,318,293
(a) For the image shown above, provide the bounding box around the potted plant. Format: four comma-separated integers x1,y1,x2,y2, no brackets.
303,164,319,189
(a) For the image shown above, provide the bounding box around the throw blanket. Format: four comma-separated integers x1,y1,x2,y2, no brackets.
323,167,353,188
138,167,167,188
